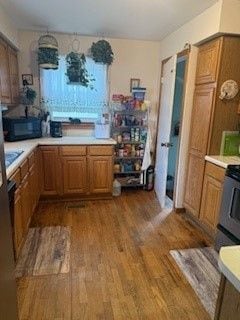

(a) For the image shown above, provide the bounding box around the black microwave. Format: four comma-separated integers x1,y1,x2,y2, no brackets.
3,117,42,142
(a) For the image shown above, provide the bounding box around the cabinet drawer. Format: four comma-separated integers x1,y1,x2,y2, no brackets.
205,162,225,182
20,159,29,180
88,146,113,156
60,146,86,156
28,151,35,168
10,168,21,188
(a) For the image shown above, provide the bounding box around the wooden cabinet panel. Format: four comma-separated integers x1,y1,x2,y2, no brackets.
29,164,38,214
10,168,21,188
0,38,11,104
14,186,24,258
199,162,225,233
88,146,113,156
195,38,221,85
20,158,29,180
62,156,87,194
40,147,60,196
21,173,31,236
60,146,86,156
28,151,35,168
184,153,205,217
205,162,225,182
8,46,19,104
89,156,113,194
189,84,215,156
215,276,240,320
199,174,223,233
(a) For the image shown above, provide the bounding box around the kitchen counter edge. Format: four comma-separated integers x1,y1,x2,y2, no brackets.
205,155,240,169
219,246,240,293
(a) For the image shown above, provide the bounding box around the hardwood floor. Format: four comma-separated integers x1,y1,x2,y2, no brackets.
17,190,212,320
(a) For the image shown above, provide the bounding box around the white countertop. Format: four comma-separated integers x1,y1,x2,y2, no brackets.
4,136,116,178
219,246,240,292
205,155,240,168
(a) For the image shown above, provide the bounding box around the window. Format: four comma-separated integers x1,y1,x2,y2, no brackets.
40,55,108,122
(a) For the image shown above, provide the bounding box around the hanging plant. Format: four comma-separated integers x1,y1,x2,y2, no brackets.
38,47,59,69
90,40,114,65
66,52,94,87
38,34,59,69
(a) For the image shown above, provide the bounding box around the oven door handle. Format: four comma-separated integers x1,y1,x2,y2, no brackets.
228,187,237,218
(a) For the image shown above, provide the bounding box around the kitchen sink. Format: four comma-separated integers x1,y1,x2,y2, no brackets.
5,150,23,168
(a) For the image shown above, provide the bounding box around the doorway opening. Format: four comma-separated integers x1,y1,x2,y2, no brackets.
155,51,188,209
166,56,187,200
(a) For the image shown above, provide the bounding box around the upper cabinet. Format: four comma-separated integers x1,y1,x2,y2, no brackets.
0,39,11,104
195,38,222,85
0,37,19,105
8,47,19,104
189,84,215,157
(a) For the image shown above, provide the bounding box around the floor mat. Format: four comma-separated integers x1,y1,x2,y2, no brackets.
15,226,71,278
170,247,220,319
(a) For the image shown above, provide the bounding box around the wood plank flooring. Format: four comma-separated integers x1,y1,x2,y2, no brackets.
17,190,212,320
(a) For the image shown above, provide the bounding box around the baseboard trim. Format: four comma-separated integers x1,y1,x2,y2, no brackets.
174,207,186,214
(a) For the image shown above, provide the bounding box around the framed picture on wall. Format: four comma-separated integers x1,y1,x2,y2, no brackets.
22,74,33,86
130,78,140,92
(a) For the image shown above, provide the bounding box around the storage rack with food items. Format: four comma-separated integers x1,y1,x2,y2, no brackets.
111,91,149,188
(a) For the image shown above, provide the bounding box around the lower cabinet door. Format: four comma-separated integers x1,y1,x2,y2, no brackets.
14,186,24,257
184,152,205,217
89,156,113,194
62,156,87,194
200,174,223,232
40,147,60,196
21,174,31,236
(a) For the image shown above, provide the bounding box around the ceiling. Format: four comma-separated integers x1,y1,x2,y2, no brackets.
0,0,218,41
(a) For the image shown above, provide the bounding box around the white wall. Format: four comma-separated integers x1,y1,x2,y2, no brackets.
220,0,240,34
158,0,222,61
17,31,161,113
0,4,19,48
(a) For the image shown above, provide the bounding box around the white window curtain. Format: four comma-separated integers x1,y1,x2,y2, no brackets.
40,55,108,121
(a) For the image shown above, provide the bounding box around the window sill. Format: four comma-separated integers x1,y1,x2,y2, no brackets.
62,122,95,129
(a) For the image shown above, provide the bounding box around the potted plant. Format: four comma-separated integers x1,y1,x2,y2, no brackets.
20,86,37,105
38,47,59,69
66,52,94,87
90,40,114,65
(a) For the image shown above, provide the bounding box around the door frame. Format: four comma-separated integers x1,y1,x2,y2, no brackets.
154,48,190,209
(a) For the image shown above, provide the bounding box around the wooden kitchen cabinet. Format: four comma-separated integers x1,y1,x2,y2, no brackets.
0,38,11,104
188,84,215,157
40,146,60,196
62,156,87,195
184,36,240,220
14,186,24,257
184,153,205,217
29,163,39,213
184,84,215,216
195,37,221,85
11,148,41,259
8,46,19,104
199,162,225,234
89,156,113,194
21,173,31,236
215,275,240,320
